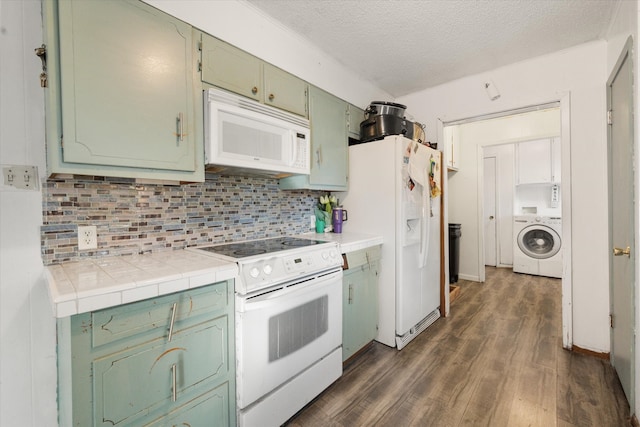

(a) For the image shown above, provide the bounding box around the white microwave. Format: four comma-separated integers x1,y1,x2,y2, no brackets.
204,88,310,177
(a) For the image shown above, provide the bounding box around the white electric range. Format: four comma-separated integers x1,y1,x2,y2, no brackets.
190,236,343,426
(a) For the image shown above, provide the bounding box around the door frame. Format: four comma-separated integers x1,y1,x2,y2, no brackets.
607,35,635,411
440,93,573,348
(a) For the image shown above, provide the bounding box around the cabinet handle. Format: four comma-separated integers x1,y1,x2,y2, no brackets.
613,246,631,257
168,302,177,342
35,44,47,87
269,93,275,101
348,284,353,304
171,363,177,402
252,86,258,95
177,113,184,142
316,146,322,166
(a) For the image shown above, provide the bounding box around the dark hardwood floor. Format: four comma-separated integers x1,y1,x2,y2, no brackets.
286,267,631,426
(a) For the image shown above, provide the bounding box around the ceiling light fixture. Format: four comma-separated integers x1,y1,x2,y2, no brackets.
484,80,500,101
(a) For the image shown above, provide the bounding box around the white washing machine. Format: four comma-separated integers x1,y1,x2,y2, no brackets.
513,215,562,278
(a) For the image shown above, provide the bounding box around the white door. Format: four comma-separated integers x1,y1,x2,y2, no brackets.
484,156,497,266
608,38,635,406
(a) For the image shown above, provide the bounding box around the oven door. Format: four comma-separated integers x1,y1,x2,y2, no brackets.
236,268,342,409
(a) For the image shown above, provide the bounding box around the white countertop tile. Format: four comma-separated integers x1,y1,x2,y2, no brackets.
45,234,380,318
302,231,383,253
44,250,238,318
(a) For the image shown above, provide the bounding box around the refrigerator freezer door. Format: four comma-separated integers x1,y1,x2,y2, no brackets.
397,241,424,334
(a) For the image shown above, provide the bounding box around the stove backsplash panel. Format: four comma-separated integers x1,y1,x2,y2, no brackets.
41,175,319,265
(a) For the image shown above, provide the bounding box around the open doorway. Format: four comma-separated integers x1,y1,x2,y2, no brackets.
443,99,573,348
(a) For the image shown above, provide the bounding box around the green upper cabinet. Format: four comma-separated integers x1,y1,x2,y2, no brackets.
279,86,348,191
347,103,365,140
200,33,262,102
263,63,308,117
43,0,203,182
200,33,308,117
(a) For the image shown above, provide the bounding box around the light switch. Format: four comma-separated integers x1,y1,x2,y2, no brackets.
2,165,39,191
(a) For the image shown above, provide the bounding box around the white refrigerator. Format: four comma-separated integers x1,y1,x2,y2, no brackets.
340,135,442,349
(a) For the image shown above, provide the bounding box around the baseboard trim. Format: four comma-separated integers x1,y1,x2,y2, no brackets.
571,345,610,360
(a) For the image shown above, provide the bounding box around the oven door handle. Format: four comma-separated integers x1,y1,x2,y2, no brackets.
239,270,342,309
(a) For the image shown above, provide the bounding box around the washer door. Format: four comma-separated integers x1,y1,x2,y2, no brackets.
517,225,561,259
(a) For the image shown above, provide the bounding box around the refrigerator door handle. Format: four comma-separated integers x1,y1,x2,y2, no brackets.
419,191,430,268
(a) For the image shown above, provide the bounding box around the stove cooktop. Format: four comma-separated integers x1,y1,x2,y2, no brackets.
192,236,341,294
197,236,328,259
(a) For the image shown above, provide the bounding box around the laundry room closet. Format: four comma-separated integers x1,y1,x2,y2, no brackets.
445,105,562,282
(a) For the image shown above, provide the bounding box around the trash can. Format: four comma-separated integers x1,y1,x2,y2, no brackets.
448,223,462,284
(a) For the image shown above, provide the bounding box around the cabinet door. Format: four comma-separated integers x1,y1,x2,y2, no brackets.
309,86,348,188
347,103,365,140
65,282,236,427
263,63,308,117
516,139,552,184
91,281,230,348
144,383,232,427
200,33,261,102
92,317,230,427
57,0,196,171
343,266,368,361
342,256,379,362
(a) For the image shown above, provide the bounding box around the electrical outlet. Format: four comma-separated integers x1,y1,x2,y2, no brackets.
309,214,316,229
77,225,97,250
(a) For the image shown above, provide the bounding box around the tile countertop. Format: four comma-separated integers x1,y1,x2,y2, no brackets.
303,231,383,253
45,232,381,319
45,250,238,318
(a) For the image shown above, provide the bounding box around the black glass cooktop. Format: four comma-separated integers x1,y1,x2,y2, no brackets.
198,237,327,259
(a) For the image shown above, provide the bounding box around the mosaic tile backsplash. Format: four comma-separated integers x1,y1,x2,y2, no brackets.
41,174,320,265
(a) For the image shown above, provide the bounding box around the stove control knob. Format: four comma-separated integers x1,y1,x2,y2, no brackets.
330,250,337,258
250,267,260,278
263,264,273,275
322,252,329,260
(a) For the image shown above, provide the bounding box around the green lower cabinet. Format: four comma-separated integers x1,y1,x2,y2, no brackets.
144,381,231,427
60,281,236,427
342,246,381,362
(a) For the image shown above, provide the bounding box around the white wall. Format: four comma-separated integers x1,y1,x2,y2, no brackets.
0,1,58,425
143,0,389,109
398,42,609,352
604,0,640,415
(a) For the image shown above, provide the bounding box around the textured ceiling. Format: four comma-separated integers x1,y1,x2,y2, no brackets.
244,0,618,97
